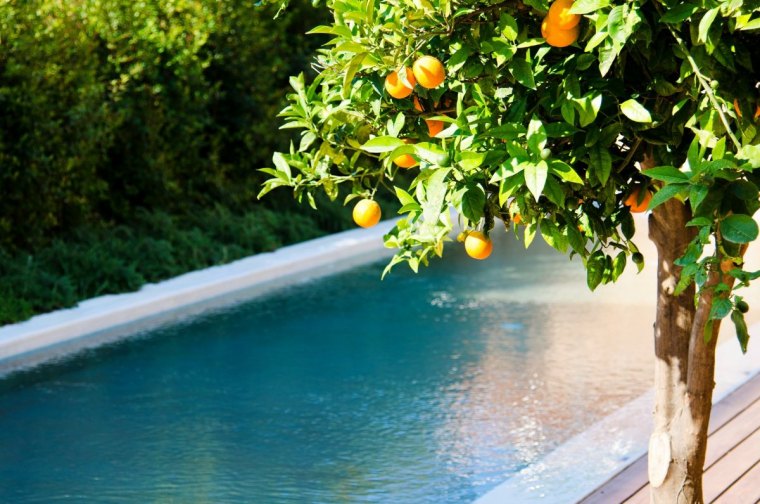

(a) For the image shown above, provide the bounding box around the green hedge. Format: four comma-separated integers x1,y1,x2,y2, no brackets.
0,0,328,250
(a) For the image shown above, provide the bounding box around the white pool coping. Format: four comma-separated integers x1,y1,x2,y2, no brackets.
0,220,398,373
2,214,759,504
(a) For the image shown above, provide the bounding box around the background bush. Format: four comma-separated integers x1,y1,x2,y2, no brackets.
0,0,384,324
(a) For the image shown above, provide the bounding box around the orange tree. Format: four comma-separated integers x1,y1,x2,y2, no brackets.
259,0,760,501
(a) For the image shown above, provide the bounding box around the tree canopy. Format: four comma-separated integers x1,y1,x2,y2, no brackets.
261,0,760,349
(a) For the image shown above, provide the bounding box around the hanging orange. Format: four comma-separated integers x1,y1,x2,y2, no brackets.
547,0,580,30
384,68,415,99
412,56,446,89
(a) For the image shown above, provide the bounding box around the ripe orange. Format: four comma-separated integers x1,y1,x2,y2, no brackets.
426,119,444,137
464,231,493,260
352,199,382,228
412,56,446,89
393,139,419,168
547,0,580,29
413,95,424,112
541,17,580,47
624,188,653,213
385,68,416,99
512,213,522,225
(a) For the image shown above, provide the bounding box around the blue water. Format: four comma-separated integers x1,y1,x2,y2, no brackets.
0,232,654,503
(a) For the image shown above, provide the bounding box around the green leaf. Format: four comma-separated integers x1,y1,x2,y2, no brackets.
589,144,613,185
660,3,699,24
570,0,610,15
642,166,688,183
731,310,750,354
460,183,486,221
620,99,652,123
527,118,548,154
587,251,606,290
698,8,719,44
648,183,688,211
509,58,536,90
709,298,732,321
342,52,367,98
361,136,404,153
550,160,583,184
721,214,759,244
540,220,568,253
415,143,450,166
525,160,549,201
567,223,586,254
272,152,292,179
395,186,417,207
458,151,486,170
612,251,627,280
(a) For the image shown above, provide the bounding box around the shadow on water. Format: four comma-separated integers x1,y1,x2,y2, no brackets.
0,230,655,503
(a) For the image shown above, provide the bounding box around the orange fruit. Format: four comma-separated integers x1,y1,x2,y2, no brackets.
547,0,580,29
393,139,419,168
541,17,580,47
734,98,743,118
464,231,493,260
412,56,446,89
755,105,760,120
512,213,522,225
413,96,424,112
352,199,382,228
426,119,444,137
385,68,415,99
624,188,653,213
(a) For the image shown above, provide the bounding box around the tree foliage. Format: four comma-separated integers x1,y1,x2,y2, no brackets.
0,0,327,250
261,0,760,351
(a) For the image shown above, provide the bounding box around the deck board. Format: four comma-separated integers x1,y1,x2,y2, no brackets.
579,371,760,503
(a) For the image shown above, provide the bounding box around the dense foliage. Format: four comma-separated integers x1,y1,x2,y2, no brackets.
261,0,760,347
0,0,328,251
0,0,362,323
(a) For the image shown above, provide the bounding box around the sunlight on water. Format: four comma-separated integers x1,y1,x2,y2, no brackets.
0,231,656,503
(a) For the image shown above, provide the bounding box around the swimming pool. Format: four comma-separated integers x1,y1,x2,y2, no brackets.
0,230,655,503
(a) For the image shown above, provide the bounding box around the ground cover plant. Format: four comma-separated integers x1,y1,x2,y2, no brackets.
259,0,760,501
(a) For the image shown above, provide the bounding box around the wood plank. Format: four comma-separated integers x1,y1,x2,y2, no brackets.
712,460,760,503
582,372,760,503
704,397,760,469
703,427,760,502
578,455,647,504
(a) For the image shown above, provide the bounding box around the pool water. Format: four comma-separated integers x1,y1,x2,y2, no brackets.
0,231,655,503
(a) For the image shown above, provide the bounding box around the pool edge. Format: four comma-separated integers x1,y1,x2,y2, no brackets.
472,328,760,504
0,220,398,371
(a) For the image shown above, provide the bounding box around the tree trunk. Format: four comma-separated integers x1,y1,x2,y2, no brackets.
647,200,737,503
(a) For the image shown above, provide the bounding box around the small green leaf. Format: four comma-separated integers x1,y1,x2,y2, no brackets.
660,3,699,24
698,8,719,44
510,58,536,90
361,136,404,153
620,99,653,123
525,160,549,201
648,184,688,211
570,0,610,15
642,166,688,183
587,251,606,290
550,160,583,184
721,214,759,244
589,144,612,185
710,298,733,321
731,310,750,354
460,183,486,221
272,152,292,179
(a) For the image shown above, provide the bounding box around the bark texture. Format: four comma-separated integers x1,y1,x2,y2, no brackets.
647,200,738,503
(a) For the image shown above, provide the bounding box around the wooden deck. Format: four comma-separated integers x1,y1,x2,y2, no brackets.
579,371,760,504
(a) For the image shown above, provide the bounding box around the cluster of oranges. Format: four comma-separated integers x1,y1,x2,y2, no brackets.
384,55,447,168
541,0,580,48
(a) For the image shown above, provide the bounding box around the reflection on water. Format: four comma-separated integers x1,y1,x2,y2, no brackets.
0,230,655,503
